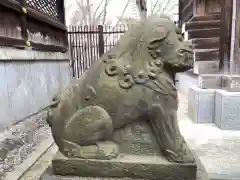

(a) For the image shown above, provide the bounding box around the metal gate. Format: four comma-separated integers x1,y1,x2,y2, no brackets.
68,25,127,78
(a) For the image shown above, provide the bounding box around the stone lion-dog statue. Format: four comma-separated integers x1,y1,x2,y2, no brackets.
47,15,194,164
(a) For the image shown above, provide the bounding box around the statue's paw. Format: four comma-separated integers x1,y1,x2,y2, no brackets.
63,140,119,160
97,141,119,160
164,149,195,163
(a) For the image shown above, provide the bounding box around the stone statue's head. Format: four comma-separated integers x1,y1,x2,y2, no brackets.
144,15,194,72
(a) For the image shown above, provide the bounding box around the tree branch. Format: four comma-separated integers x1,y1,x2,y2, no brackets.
151,0,160,14
92,0,105,21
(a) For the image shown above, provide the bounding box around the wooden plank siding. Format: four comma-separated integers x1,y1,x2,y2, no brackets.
232,0,240,74
0,0,67,53
219,0,233,71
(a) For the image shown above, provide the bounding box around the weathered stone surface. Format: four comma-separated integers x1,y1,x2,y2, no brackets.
47,15,196,179
193,61,219,74
221,75,240,92
179,112,240,180
112,121,160,156
196,74,240,91
52,151,197,180
215,90,240,130
198,74,222,89
188,87,215,123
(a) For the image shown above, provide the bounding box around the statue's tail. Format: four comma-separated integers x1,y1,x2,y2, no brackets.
46,98,60,127
46,109,53,127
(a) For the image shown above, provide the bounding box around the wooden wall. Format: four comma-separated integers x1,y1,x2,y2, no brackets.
232,0,240,74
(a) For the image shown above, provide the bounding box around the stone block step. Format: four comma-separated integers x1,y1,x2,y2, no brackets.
188,28,220,39
185,20,220,31
188,87,215,124
190,14,220,22
195,49,219,61
192,37,219,49
193,61,220,74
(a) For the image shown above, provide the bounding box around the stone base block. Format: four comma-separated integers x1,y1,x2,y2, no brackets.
198,74,240,91
193,61,219,75
198,74,222,89
52,151,197,180
221,75,240,92
215,90,240,130
188,86,215,123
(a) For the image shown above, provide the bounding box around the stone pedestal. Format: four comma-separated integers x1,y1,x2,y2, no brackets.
215,90,240,130
188,86,215,123
188,85,240,130
198,74,222,89
198,74,240,91
221,75,240,92
52,152,197,180
51,121,197,180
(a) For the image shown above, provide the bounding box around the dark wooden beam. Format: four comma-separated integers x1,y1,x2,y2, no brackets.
27,6,66,31
219,0,233,70
231,0,240,74
19,0,28,41
0,36,67,53
31,42,68,53
0,36,25,50
178,0,182,28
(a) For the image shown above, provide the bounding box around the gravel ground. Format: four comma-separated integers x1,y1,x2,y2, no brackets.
0,111,51,180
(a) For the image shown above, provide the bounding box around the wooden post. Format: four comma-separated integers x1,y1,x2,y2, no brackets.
178,0,182,28
98,25,104,57
19,0,28,43
58,0,68,48
219,0,233,72
231,0,240,74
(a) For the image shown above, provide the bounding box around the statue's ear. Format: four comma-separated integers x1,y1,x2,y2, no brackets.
147,26,168,50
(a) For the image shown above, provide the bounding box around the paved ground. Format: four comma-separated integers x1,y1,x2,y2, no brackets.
178,94,240,180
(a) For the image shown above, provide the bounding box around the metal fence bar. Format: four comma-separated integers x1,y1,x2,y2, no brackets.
68,25,127,78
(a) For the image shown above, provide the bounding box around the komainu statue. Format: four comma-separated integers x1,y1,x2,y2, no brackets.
47,15,197,179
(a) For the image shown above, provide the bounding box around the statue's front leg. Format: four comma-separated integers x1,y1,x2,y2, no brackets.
149,104,195,163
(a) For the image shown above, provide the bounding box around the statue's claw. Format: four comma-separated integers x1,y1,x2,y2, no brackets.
164,149,195,163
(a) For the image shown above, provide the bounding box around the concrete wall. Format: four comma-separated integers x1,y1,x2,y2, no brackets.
0,47,71,131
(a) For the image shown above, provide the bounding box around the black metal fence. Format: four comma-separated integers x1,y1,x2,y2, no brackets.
68,25,127,78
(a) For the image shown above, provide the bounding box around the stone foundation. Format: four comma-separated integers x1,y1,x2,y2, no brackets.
215,90,240,130
52,121,197,179
52,151,197,180
188,86,240,130
199,74,240,91
188,87,215,123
